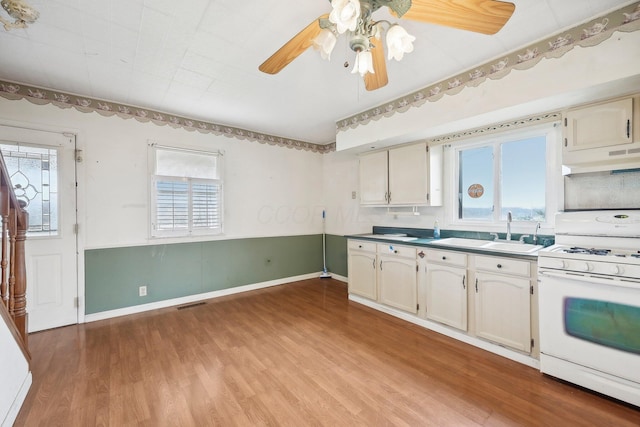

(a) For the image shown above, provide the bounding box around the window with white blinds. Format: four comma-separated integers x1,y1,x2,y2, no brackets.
150,145,223,237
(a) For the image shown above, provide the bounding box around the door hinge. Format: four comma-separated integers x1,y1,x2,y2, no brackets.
564,138,568,147
416,265,419,272
74,297,79,308
417,303,419,311
564,117,567,127
426,193,430,201
75,149,83,163
531,338,535,349
73,223,79,234
530,285,534,295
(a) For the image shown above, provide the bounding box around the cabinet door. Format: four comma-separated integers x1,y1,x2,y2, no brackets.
348,250,377,300
475,271,531,352
359,151,388,205
426,264,467,331
388,143,428,205
378,255,417,313
564,98,633,152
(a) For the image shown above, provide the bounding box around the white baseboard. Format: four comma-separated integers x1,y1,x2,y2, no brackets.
320,273,347,283
85,272,326,323
348,294,540,370
2,372,31,427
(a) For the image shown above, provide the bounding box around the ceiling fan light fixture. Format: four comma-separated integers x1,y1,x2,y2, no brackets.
351,50,375,76
386,24,415,61
1,0,39,30
329,0,361,34
313,28,337,60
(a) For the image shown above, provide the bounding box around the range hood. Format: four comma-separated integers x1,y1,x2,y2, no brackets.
562,140,640,175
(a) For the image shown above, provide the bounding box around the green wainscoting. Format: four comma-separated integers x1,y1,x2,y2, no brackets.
85,234,326,314
325,234,347,277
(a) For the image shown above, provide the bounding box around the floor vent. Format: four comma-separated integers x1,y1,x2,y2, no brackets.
177,302,206,310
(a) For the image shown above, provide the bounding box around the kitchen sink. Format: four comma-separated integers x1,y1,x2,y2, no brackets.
483,241,543,254
433,238,489,248
434,237,543,254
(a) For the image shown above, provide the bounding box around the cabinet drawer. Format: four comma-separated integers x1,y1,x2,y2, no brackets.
376,243,416,258
425,249,467,267
348,240,377,252
475,255,530,276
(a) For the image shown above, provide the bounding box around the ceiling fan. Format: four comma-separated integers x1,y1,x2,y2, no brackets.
259,0,515,91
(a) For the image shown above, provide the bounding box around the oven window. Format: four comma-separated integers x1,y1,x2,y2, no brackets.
564,298,640,355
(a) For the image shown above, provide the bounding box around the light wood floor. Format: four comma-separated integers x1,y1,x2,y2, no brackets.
15,278,640,426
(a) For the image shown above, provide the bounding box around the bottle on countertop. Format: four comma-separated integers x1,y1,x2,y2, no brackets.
433,220,440,239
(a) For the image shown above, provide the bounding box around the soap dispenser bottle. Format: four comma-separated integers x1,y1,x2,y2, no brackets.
433,220,440,239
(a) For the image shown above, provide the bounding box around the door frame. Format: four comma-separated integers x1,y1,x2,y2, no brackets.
0,119,85,326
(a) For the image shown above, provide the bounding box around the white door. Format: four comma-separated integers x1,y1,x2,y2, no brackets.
0,125,78,332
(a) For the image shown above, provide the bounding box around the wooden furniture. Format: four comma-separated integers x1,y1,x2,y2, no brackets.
0,151,29,359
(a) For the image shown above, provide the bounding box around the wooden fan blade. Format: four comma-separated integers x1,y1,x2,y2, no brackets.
259,14,329,74
402,0,515,35
365,40,388,91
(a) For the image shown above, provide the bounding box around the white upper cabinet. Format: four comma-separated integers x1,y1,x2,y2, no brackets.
564,97,633,152
359,150,389,205
359,142,442,206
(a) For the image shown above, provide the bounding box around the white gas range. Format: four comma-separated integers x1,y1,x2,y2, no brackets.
537,210,640,407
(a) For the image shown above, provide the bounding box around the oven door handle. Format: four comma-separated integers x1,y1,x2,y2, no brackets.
539,269,640,289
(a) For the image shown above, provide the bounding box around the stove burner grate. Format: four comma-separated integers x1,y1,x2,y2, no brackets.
564,247,611,256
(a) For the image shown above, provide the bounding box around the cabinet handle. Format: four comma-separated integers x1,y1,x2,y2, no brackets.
380,260,383,270
462,275,466,289
627,119,631,139
442,256,447,260
475,278,478,293
358,244,363,248
394,250,398,254
497,264,502,269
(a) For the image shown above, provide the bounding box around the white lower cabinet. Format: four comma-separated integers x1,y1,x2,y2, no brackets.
347,240,377,300
425,249,467,331
347,240,417,313
378,244,418,313
473,256,532,353
348,238,538,361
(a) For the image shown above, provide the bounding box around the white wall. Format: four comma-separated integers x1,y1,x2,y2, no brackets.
324,29,640,238
336,30,640,152
322,150,442,236
0,318,30,427
0,99,325,250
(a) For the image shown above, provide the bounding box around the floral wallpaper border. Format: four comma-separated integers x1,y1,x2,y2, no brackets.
337,2,640,133
428,112,561,145
0,80,335,154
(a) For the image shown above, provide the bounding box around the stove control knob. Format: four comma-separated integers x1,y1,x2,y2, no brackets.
556,260,567,269
610,265,622,275
580,262,591,272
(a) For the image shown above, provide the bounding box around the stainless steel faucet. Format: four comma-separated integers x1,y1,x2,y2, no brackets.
533,221,541,245
506,211,512,241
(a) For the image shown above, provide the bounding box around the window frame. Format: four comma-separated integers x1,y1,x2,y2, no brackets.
451,123,560,230
149,143,224,238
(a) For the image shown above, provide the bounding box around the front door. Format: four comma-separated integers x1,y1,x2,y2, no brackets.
0,125,78,332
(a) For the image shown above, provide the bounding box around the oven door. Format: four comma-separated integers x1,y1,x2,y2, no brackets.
538,270,640,383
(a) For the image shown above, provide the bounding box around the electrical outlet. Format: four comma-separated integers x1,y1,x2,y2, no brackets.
139,285,147,297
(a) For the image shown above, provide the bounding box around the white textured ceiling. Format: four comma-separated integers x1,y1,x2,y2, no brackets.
0,0,634,144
